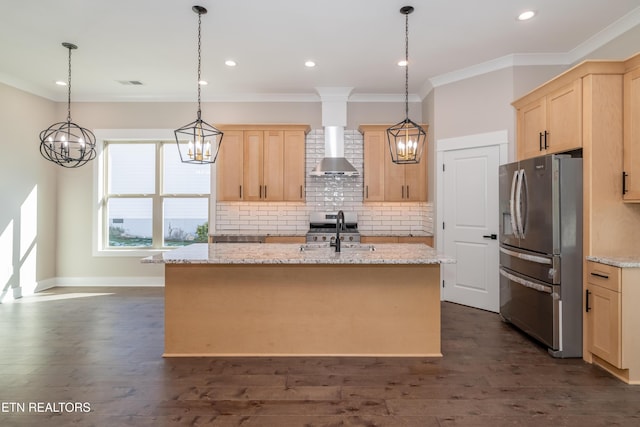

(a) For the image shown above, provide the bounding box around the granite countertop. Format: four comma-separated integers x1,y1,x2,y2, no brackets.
142,243,455,265
586,255,640,268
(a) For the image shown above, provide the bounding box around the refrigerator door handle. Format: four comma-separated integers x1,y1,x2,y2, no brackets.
499,268,553,294
499,247,552,265
509,170,519,238
514,169,525,238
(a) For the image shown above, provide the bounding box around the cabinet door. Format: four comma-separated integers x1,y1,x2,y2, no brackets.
624,68,640,201
587,283,622,368
216,130,244,201
363,130,386,201
283,130,306,201
546,79,582,154
384,148,406,201
243,131,264,201
404,154,427,201
263,130,284,201
517,98,546,160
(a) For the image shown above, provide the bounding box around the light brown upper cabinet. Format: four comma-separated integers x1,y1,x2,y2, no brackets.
515,79,582,160
361,128,386,201
216,125,310,202
359,125,428,203
216,130,244,201
623,67,640,201
283,130,306,201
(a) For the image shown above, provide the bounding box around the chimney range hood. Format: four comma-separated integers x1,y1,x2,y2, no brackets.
310,87,359,176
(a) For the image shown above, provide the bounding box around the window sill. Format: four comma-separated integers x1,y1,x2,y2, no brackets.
94,248,167,258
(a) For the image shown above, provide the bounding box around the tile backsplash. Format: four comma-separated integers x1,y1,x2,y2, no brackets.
215,128,433,234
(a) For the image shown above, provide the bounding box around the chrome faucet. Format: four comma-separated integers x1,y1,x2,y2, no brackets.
331,210,344,252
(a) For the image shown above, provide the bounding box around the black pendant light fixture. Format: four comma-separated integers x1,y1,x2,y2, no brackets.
174,5,223,164
39,43,96,168
386,6,426,164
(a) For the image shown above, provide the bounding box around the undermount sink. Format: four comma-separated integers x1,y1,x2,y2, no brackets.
299,243,376,252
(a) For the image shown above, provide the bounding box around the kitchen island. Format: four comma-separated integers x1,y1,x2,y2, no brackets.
143,243,455,357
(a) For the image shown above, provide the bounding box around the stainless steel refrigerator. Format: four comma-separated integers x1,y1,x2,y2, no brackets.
499,153,582,358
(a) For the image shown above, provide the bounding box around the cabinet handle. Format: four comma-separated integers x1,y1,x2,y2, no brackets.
366,185,369,199
300,185,303,199
585,289,591,312
544,131,549,149
239,185,242,198
623,172,628,195
590,272,609,279
265,185,267,199
406,186,410,199
539,132,544,151
259,185,262,198
401,186,405,199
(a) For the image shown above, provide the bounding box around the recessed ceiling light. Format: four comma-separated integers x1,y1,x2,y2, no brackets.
518,10,536,21
225,60,237,67
305,60,316,68
55,80,67,86
198,80,208,85
397,60,408,67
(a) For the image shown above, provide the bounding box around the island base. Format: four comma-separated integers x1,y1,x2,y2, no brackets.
164,263,441,357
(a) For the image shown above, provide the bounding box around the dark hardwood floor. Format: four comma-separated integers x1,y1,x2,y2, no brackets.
0,287,639,426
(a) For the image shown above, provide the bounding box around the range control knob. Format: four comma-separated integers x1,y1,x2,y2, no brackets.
349,236,354,241
322,236,327,241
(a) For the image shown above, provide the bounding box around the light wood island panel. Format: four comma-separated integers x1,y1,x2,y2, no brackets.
164,263,441,357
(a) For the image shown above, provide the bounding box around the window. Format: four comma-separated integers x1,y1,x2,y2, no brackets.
102,140,210,250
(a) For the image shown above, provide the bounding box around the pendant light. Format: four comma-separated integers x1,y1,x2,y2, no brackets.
39,43,96,168
386,6,426,164
174,5,223,164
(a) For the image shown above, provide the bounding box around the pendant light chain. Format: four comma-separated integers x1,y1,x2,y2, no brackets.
66,45,72,122
404,10,409,119
197,9,202,120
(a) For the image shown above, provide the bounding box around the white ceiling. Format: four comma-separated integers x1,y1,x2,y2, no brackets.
1,0,640,102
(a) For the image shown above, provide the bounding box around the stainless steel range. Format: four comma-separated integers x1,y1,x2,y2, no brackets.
306,211,360,243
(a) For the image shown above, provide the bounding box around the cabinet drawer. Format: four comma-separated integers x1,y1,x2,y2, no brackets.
586,261,621,292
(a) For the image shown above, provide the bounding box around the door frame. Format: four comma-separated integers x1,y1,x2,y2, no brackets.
435,130,510,301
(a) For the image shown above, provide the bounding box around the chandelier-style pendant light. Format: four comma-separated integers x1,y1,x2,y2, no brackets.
386,6,426,164
174,5,223,164
39,43,96,168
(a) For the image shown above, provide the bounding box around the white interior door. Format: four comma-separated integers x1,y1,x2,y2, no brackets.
441,145,500,312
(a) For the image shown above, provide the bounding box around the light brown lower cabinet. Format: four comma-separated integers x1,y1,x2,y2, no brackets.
586,261,640,384
264,236,305,244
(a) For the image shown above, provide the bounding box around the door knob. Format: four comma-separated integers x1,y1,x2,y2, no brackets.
483,234,497,240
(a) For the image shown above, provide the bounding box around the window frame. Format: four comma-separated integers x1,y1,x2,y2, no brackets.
93,130,214,257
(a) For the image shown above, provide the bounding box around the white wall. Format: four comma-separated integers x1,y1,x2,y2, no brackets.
0,83,58,300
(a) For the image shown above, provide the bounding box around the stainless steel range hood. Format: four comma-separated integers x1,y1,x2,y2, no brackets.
310,87,359,176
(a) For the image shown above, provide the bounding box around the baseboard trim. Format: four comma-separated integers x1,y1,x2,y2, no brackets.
53,276,165,287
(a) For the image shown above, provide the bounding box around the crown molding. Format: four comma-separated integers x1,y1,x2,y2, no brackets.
567,5,640,64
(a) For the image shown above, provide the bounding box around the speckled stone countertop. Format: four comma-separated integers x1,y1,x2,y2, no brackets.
586,255,640,268
142,243,455,265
